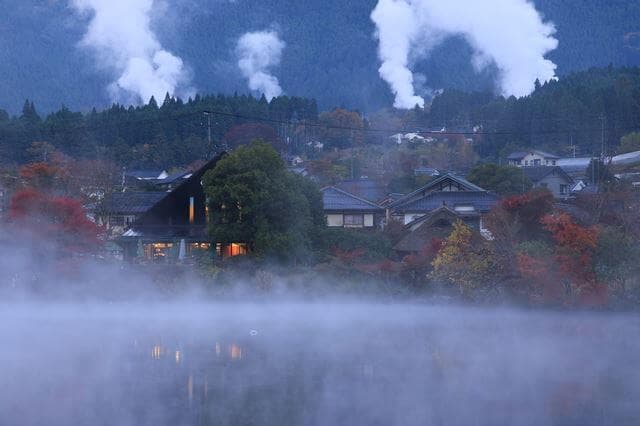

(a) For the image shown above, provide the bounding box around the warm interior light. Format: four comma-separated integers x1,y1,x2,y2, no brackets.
189,196,195,224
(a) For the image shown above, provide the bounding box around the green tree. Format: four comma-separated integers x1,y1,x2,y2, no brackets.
467,163,532,195
203,141,324,263
619,132,640,154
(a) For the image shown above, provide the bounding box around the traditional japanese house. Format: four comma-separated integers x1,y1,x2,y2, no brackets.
389,174,499,253
118,153,248,261
321,186,385,229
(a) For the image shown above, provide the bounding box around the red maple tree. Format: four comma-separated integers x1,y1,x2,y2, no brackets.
9,189,101,254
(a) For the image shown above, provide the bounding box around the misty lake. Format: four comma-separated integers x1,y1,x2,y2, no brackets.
0,303,639,426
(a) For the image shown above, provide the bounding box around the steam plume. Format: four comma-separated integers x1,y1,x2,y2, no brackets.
236,30,285,101
371,0,558,109
71,0,192,104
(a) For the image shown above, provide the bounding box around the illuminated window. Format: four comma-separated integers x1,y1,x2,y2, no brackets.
144,243,174,260
224,243,248,257
190,243,211,252
189,196,195,224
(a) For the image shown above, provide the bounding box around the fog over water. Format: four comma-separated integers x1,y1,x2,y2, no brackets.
1,303,639,426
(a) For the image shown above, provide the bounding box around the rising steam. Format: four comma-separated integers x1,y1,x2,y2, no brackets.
236,30,286,101
371,0,558,109
71,0,193,104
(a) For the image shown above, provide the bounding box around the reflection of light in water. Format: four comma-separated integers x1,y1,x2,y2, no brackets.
215,342,221,357
187,375,193,404
175,350,182,364
152,345,163,359
229,344,242,360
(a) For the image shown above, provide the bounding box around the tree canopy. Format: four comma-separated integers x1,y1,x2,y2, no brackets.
202,141,324,263
467,163,532,196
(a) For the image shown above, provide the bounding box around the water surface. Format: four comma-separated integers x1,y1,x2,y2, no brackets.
1,303,638,426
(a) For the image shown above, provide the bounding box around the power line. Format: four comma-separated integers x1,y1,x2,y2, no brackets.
5,105,640,139
202,109,640,138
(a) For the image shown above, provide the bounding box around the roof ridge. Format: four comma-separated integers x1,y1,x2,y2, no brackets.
323,186,384,209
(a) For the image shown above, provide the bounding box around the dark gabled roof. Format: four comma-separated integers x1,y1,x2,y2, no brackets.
394,207,460,252
335,178,386,203
126,170,166,180
394,191,499,213
522,166,574,184
390,173,488,209
100,191,168,215
507,150,560,160
322,186,384,212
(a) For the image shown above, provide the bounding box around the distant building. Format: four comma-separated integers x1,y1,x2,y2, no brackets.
98,192,167,237
507,150,559,167
556,157,592,181
114,154,248,262
126,170,169,181
321,186,385,229
389,133,427,145
154,171,192,191
389,174,499,254
612,150,640,166
522,166,574,199
413,167,441,177
388,174,499,225
334,178,387,204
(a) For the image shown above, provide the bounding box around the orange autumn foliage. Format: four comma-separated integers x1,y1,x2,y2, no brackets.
540,213,608,307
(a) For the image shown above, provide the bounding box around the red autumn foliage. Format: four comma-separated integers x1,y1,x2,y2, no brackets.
332,247,366,264
501,190,554,231
9,189,101,254
517,253,565,304
403,237,445,269
19,162,67,190
540,213,608,307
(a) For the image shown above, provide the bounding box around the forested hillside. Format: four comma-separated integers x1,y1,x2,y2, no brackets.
1,67,640,170
1,0,639,113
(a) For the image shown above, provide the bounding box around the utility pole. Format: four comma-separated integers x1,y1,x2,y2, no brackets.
599,114,606,159
203,111,213,158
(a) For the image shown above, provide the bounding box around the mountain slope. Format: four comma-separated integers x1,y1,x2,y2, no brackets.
1,0,639,114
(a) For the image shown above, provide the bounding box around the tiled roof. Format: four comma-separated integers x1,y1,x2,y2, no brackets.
612,150,640,165
394,191,499,213
100,192,167,215
390,173,487,208
335,178,386,202
523,166,574,184
322,186,384,212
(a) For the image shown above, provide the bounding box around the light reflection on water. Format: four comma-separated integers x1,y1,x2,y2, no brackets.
0,303,639,426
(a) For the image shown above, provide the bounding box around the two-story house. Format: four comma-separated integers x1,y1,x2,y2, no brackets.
321,186,385,229
522,166,574,199
508,150,560,167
